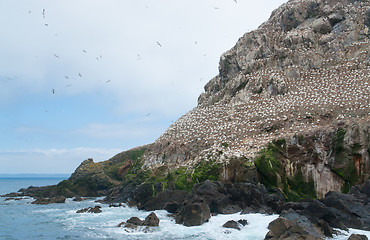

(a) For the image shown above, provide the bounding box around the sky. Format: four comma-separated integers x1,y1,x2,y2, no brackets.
0,0,288,175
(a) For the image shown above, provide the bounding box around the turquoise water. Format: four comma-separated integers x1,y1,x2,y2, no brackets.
0,178,369,240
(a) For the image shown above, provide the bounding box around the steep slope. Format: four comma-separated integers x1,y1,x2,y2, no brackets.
142,0,369,198
14,0,369,201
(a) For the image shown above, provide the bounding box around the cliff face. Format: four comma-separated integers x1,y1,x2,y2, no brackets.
24,0,369,200
142,0,370,198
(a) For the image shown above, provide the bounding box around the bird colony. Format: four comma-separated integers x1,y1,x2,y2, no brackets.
144,0,370,168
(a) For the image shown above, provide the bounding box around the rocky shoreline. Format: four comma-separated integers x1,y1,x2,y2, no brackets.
2,179,369,239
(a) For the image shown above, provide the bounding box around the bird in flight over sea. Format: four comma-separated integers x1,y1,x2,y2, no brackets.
42,9,45,18
78,73,82,78
64,76,69,79
52,89,55,94
156,41,162,47
82,49,87,53
53,54,59,58
146,113,151,117
106,80,111,83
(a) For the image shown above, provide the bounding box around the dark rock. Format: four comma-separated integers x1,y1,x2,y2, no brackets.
73,196,88,202
238,219,248,226
280,209,326,239
1,192,25,198
142,190,190,211
222,220,240,230
143,212,160,227
31,196,66,204
123,223,138,229
76,205,102,213
109,203,124,207
5,197,22,201
131,183,153,209
175,197,211,227
265,217,322,240
348,234,368,240
164,201,180,214
126,217,143,226
320,191,370,230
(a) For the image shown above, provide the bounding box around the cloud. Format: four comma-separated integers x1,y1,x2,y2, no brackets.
0,147,122,174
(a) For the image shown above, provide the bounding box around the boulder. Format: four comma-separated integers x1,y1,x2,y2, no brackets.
126,217,143,226
76,205,102,213
264,217,322,240
347,234,368,240
238,219,248,226
73,196,88,202
31,196,66,204
175,197,211,227
222,220,240,230
143,212,160,227
118,212,160,230
109,203,124,207
320,191,370,230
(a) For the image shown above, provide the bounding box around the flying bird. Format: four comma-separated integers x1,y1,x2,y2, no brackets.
64,76,69,79
82,49,87,53
234,0,237,3
52,89,55,94
45,23,48,26
65,84,71,87
78,73,82,77
42,9,45,18
156,41,162,47
146,113,151,117
106,80,111,83
53,54,59,58
136,54,142,60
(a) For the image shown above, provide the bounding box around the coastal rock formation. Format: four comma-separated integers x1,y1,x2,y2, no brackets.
76,205,102,213
31,196,66,204
143,0,369,199
118,212,160,231
9,0,370,229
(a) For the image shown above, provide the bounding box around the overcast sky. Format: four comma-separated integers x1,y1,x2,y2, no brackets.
0,0,287,174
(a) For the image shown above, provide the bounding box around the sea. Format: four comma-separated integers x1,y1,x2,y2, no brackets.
0,178,369,240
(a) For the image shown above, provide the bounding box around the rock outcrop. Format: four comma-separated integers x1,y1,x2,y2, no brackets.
143,0,369,199
8,0,370,229
76,205,102,213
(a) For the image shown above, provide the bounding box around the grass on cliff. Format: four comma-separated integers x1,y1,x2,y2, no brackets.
254,139,316,201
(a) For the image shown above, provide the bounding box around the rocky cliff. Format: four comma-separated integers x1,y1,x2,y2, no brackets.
14,0,369,201
142,0,369,198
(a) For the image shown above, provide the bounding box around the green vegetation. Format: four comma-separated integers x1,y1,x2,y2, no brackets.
254,139,317,201
330,129,359,192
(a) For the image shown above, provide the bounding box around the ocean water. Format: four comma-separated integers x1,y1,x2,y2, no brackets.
0,178,369,240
